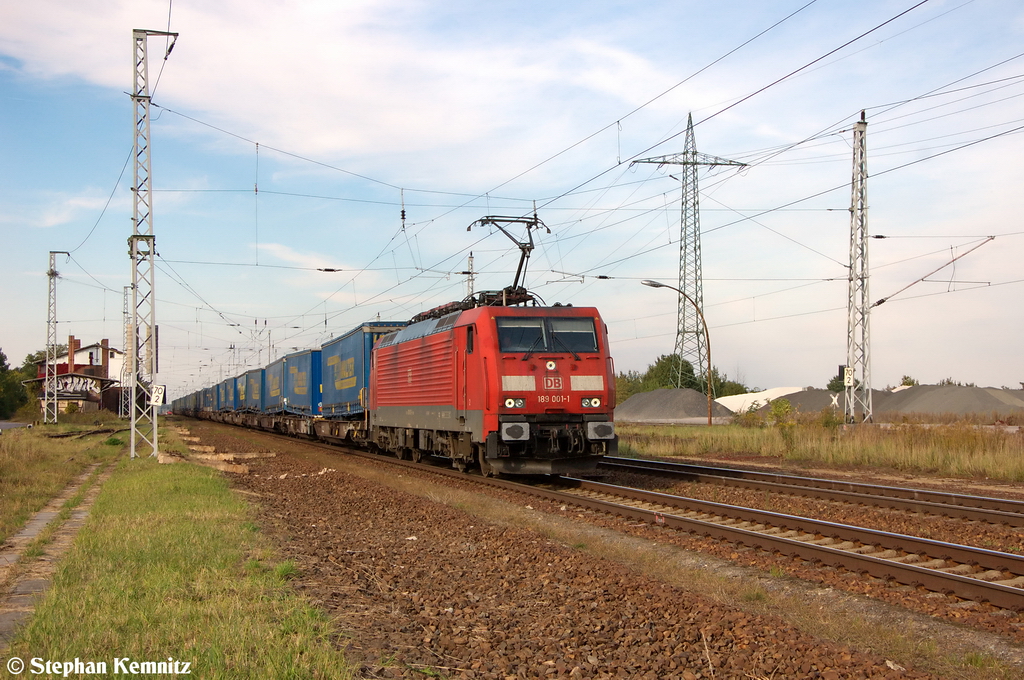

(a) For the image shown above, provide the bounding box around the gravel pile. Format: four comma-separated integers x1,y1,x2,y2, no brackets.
619,385,1024,422
235,453,931,679
877,385,1024,417
616,389,733,423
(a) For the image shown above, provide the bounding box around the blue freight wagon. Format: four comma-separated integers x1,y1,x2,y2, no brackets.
281,349,322,416
235,373,247,408
320,321,406,419
244,368,264,412
201,386,216,412
217,378,236,411
263,356,286,413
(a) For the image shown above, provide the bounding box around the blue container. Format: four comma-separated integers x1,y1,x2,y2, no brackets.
244,368,264,412
217,378,236,411
263,357,286,413
202,387,216,412
281,349,322,416
234,374,246,410
320,321,406,419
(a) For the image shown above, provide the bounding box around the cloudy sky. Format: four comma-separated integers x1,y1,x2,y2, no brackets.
2,0,1023,398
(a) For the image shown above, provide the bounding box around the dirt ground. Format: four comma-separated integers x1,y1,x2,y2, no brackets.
182,420,1024,678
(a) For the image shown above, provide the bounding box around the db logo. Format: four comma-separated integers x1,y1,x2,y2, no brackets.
543,376,563,390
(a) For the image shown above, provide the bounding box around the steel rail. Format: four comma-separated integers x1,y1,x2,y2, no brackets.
194,424,1024,609
551,477,1024,609
600,457,1024,526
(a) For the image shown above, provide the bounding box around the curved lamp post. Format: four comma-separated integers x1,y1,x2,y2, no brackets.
640,280,713,426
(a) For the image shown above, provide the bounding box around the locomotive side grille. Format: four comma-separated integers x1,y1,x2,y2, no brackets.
375,332,456,405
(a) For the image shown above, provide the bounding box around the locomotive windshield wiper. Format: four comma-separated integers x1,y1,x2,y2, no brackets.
551,334,581,361
521,336,544,361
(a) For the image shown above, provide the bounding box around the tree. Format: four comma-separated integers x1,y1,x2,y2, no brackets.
899,375,919,387
640,354,699,392
615,370,643,405
708,366,750,397
21,346,65,376
617,354,750,404
827,370,845,393
0,349,29,419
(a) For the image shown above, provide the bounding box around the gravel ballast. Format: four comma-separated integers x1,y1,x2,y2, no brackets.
232,450,934,679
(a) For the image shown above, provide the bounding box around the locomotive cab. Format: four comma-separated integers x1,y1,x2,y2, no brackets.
486,309,617,474
370,302,617,476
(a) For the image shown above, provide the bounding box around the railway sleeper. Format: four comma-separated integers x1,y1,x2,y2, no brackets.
937,563,976,575
992,575,1024,587
972,569,1011,582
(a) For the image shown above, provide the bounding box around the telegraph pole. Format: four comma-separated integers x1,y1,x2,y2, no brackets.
632,114,745,393
846,111,872,423
44,251,69,424
129,29,176,458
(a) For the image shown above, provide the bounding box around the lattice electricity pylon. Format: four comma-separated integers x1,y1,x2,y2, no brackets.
44,251,68,424
129,29,176,458
845,112,872,423
632,114,745,392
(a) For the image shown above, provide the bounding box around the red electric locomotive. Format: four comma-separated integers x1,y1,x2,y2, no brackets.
369,289,617,475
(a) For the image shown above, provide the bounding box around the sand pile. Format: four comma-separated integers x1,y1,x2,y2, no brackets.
616,388,734,423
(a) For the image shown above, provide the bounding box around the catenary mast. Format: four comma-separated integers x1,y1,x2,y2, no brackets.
845,111,872,423
129,29,176,458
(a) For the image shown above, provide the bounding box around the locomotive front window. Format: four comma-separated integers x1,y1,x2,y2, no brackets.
496,318,546,352
496,317,598,354
549,317,598,353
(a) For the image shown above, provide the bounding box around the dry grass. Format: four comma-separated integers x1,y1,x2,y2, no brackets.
0,425,123,544
7,444,356,679
617,418,1024,482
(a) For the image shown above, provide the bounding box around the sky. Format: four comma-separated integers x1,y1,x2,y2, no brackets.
2,0,1023,399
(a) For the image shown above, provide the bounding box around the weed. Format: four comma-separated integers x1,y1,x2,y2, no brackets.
274,560,299,581
741,587,768,602
962,651,996,668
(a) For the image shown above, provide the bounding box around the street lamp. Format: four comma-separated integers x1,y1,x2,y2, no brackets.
640,280,714,426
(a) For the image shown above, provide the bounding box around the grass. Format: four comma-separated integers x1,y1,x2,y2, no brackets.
617,415,1024,482
0,423,123,545
5,454,355,679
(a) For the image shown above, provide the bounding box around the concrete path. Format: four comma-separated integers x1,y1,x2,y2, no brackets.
0,462,113,652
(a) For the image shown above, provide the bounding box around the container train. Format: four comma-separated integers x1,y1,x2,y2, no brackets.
173,288,618,475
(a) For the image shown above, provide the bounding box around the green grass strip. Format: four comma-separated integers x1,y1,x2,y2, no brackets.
7,458,354,679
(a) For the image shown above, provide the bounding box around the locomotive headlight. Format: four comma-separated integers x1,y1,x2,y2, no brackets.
546,360,557,370
582,397,601,408
504,397,526,408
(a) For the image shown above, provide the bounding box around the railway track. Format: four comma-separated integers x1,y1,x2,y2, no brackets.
599,456,1024,527
200,426,1024,611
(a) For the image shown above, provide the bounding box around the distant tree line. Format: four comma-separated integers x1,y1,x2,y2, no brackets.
0,346,63,420
615,354,751,405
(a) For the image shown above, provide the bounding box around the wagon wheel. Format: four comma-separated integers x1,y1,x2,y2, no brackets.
399,448,413,461
411,449,423,463
477,447,496,478
453,458,468,473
